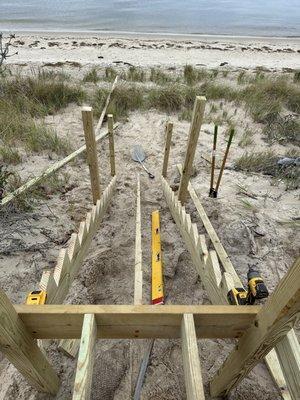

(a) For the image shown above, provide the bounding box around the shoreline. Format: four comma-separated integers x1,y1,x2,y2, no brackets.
3,29,300,44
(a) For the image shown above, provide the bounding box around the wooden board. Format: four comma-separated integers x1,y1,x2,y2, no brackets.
151,210,164,304
178,96,206,204
181,314,205,400
210,257,300,397
82,107,101,204
0,287,60,394
73,314,97,400
108,114,116,176
162,121,173,178
15,304,259,339
163,174,294,400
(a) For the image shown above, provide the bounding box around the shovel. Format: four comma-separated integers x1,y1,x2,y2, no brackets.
132,145,155,179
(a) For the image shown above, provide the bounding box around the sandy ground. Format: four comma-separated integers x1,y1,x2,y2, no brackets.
0,102,299,399
0,33,299,399
8,32,300,70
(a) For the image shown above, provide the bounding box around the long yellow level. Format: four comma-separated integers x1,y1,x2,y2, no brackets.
151,210,164,305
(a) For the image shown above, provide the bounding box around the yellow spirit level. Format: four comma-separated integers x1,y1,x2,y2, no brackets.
151,210,164,305
26,290,47,305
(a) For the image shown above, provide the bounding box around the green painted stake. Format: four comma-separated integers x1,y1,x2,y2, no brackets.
214,128,235,196
209,125,218,197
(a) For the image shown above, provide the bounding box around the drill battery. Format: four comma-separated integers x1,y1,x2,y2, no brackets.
227,287,248,305
246,265,269,305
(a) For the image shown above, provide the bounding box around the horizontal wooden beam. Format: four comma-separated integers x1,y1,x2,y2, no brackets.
14,305,259,340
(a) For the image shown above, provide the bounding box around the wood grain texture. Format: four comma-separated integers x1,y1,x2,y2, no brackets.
210,257,300,397
162,121,173,178
72,314,97,400
0,288,60,394
108,114,116,176
15,304,259,339
181,314,205,400
82,107,101,204
275,329,300,399
178,96,206,204
164,173,293,400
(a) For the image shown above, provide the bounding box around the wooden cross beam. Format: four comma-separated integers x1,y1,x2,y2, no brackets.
14,304,259,339
210,256,300,397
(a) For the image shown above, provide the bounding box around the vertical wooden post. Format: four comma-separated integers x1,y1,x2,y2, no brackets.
162,121,173,178
108,114,116,176
181,314,205,400
0,287,60,394
275,329,300,399
73,314,97,400
210,257,300,397
178,96,206,204
82,107,101,204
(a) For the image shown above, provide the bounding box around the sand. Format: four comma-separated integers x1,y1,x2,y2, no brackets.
8,32,300,70
0,32,299,400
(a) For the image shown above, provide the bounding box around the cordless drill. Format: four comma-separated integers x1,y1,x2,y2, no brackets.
246,265,269,305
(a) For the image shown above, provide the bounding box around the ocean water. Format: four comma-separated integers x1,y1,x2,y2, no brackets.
0,0,299,37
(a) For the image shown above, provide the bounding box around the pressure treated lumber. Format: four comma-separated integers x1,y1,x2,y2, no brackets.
162,121,173,178
108,114,116,176
164,174,294,400
15,304,259,339
82,107,101,204
178,96,206,204
1,76,118,207
45,177,116,357
210,257,300,397
181,314,205,400
134,174,143,305
73,314,97,400
275,329,300,399
0,287,60,394
177,164,241,287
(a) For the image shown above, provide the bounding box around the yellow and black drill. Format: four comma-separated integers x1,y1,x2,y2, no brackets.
246,265,269,305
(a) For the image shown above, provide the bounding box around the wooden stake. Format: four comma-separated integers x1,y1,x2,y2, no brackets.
181,314,205,400
162,121,173,178
214,128,234,195
0,287,60,394
82,107,101,204
209,125,218,197
178,96,206,204
210,257,300,397
108,114,116,176
73,314,97,400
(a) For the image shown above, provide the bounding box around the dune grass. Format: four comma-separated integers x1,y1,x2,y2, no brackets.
235,150,299,190
0,70,84,159
83,67,100,83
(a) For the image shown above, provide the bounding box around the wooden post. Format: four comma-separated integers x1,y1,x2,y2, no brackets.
162,121,173,178
181,314,205,400
178,96,206,204
108,114,116,176
73,314,97,400
0,287,60,394
82,107,101,204
210,257,300,397
275,329,300,399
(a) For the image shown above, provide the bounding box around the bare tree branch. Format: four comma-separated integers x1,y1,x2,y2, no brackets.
0,33,18,67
